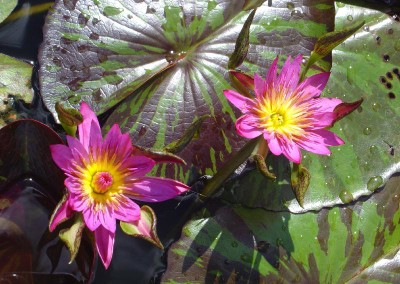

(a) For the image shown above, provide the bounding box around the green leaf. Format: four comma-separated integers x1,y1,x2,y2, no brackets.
220,3,400,212
120,205,163,249
162,175,400,282
39,0,333,184
59,214,86,264
242,0,267,11
0,0,17,24
0,54,33,117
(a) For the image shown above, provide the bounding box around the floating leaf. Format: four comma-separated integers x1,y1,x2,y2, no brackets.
0,54,33,124
39,0,334,184
220,3,400,212
0,0,17,24
163,175,400,282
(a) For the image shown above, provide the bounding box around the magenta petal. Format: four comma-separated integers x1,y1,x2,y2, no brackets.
123,156,156,178
223,90,254,113
113,196,141,223
49,199,73,232
99,206,116,233
312,112,336,128
278,55,302,92
66,135,89,162
103,124,132,160
312,98,342,113
123,177,189,202
50,144,73,172
265,56,279,86
82,206,101,231
264,132,283,155
297,139,331,155
94,226,115,269
78,102,101,151
235,114,263,139
281,137,302,163
311,129,345,146
254,73,266,100
296,72,330,100
65,177,83,194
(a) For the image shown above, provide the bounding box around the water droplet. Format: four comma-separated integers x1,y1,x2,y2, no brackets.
67,94,82,104
363,127,372,135
336,2,345,8
363,25,370,32
103,6,124,16
138,125,147,136
231,241,238,248
286,2,295,10
347,15,353,21
367,176,383,191
256,241,270,252
346,66,354,84
371,102,382,111
291,9,302,18
339,190,354,203
383,54,390,62
240,253,252,263
394,40,400,52
369,145,379,154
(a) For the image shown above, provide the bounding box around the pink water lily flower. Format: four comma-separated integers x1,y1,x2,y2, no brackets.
224,55,344,164
49,102,189,268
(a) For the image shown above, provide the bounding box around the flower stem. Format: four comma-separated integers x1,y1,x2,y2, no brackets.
200,136,261,198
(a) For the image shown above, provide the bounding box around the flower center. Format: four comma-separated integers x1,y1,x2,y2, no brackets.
91,171,113,194
270,113,284,127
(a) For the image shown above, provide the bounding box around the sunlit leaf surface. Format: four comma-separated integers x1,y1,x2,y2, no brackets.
163,175,400,283
39,0,334,186
0,0,17,24
222,2,400,212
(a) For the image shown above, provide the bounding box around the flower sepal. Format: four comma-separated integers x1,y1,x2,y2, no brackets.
229,70,254,98
331,98,364,126
59,213,86,264
253,154,277,180
164,115,209,154
55,102,83,137
290,163,311,208
132,144,186,165
120,205,163,250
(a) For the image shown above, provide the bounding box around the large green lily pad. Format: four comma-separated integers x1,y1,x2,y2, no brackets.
221,2,400,212
38,0,335,184
0,0,17,24
162,175,400,283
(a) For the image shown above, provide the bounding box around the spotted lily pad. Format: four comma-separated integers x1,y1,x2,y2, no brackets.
221,3,400,212
162,175,400,283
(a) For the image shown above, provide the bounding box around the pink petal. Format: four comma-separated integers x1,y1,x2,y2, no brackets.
296,72,330,100
263,132,283,155
113,196,141,223
296,138,331,155
49,198,73,232
311,98,342,113
310,129,345,146
66,136,89,163
311,112,336,128
223,90,255,113
265,57,279,86
235,114,263,139
50,144,73,172
65,177,83,194
78,102,101,152
277,55,302,92
103,124,132,160
82,206,101,231
123,177,189,202
281,137,302,163
122,156,156,178
94,225,115,269
254,73,266,100
99,206,116,233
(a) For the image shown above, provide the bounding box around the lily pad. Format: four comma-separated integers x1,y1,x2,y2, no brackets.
162,175,400,283
0,0,17,24
0,53,33,126
221,2,400,212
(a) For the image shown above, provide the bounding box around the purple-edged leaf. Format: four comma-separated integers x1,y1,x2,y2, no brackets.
163,175,400,282
0,119,65,198
120,205,163,249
